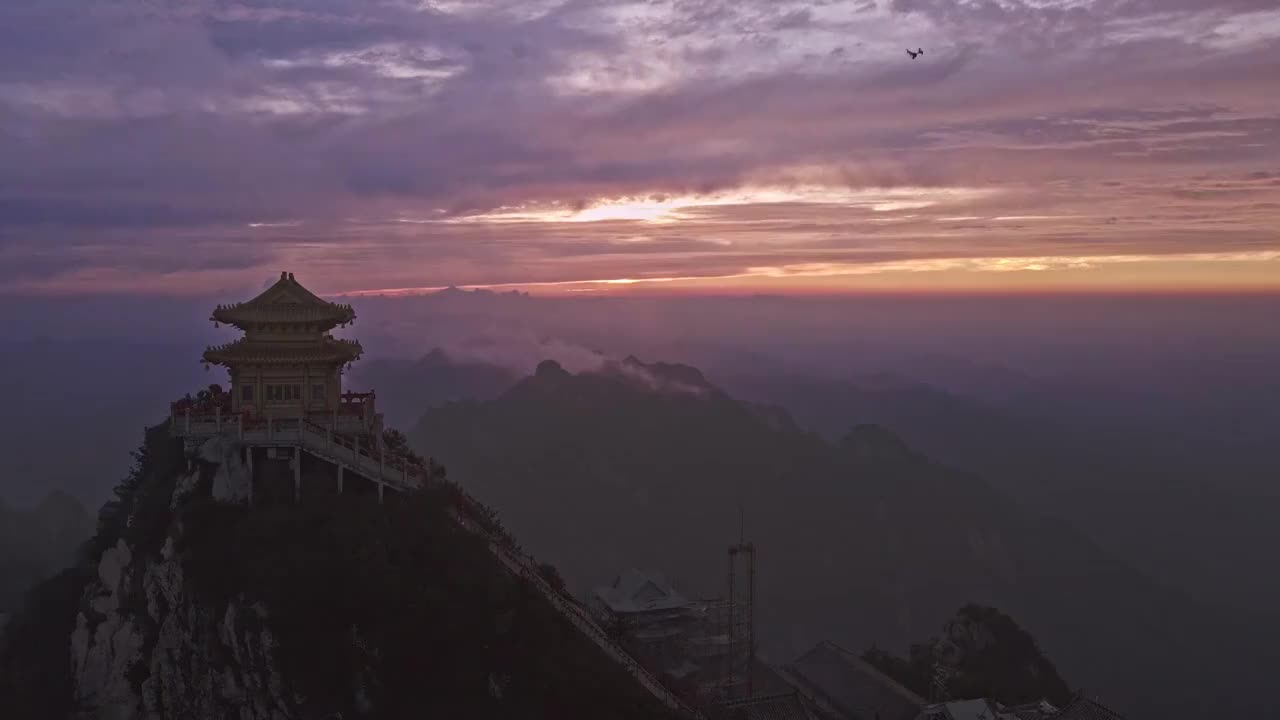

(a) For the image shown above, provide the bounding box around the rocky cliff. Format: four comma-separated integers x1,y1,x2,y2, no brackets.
1,423,680,720
68,441,274,718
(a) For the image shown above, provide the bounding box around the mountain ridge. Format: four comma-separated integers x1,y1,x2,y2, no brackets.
409,356,1280,720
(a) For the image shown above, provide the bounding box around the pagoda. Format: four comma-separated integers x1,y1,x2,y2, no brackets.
202,271,380,436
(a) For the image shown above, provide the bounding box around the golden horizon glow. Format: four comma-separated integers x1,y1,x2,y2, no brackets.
440,186,999,225
322,249,1280,298
5,1,1280,298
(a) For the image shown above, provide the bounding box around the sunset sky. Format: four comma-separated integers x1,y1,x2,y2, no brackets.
2,0,1279,297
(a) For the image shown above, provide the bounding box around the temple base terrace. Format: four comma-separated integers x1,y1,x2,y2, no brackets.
170,392,424,504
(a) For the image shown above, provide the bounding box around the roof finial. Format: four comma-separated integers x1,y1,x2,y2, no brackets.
288,272,295,280
280,271,287,280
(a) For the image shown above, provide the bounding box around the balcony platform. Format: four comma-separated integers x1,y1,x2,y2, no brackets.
171,408,420,494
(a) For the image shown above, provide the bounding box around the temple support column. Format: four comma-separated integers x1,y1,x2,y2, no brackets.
293,447,302,504
215,406,221,433
378,482,384,504
267,416,274,441
337,465,344,494
185,408,191,434
246,447,255,505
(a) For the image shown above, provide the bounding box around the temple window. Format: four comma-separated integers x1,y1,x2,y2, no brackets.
311,384,325,401
265,384,302,402
242,385,254,402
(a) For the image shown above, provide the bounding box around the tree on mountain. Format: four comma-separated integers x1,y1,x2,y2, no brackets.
537,562,567,594
382,428,447,481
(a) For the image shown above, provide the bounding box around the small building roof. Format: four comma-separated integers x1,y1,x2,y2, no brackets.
703,692,821,720
592,569,698,615
916,696,1104,720
1001,700,1061,720
211,272,355,329
1055,696,1126,720
783,641,926,720
918,698,1004,720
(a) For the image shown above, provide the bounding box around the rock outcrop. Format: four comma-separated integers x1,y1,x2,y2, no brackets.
2,423,683,720
69,456,293,720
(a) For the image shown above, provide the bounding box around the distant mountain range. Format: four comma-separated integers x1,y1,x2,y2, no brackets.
0,491,93,612
396,353,1279,720
0,339,209,507
714,369,1280,615
361,347,1280,616
350,348,522,429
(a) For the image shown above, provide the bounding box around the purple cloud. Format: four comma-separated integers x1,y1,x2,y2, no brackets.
0,0,1277,295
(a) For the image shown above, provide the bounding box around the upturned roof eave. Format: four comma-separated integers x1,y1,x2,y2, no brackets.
201,351,363,366
201,339,364,366
209,305,355,327
209,273,356,327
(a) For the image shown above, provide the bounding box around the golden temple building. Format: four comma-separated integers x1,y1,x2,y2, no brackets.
170,272,422,504
201,271,381,437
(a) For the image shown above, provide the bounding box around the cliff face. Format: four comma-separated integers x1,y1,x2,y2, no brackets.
71,541,293,719
66,435,306,719
1,424,679,720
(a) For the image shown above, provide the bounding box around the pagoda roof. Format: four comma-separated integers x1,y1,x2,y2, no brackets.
203,337,363,366
211,272,355,328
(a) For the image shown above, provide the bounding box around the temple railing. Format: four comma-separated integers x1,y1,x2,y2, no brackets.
173,394,378,424
171,410,418,489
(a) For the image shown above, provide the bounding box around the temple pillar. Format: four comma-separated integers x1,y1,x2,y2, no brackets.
378,482,384,504
338,465,344,494
293,447,301,503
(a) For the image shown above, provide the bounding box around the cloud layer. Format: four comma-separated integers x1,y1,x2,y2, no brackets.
2,0,1278,295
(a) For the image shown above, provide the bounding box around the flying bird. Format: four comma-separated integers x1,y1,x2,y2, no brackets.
907,48,924,59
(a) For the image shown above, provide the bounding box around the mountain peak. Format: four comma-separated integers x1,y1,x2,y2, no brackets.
601,356,713,395
840,424,915,461
419,347,453,365
535,359,571,380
